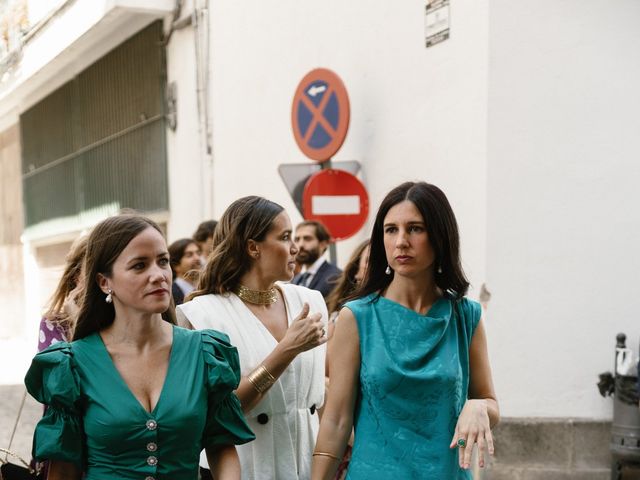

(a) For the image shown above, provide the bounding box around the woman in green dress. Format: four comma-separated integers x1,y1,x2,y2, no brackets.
25,214,255,480
312,182,499,479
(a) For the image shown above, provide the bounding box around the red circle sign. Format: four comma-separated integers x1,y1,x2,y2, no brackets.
291,68,350,162
302,169,369,241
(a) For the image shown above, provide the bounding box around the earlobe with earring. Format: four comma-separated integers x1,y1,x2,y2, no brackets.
105,289,113,304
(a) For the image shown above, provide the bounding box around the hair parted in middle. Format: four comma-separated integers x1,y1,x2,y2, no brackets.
189,196,284,299
354,181,469,302
73,214,176,340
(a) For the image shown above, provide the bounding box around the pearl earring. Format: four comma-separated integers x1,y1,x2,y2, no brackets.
437,265,442,274
105,289,113,304
385,265,391,275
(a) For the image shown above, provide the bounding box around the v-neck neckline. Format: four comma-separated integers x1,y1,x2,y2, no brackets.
233,284,291,344
92,325,177,417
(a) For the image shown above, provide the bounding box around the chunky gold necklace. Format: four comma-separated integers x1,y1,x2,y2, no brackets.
234,284,278,305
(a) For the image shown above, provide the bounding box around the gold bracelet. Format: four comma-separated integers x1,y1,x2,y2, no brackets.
312,451,340,461
247,364,276,393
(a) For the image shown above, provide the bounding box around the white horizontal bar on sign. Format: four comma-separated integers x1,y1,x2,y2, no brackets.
311,195,360,215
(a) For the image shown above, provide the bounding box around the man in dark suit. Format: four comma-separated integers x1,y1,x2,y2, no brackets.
292,220,342,299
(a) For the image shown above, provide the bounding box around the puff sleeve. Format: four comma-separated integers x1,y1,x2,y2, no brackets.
199,330,255,449
24,342,84,468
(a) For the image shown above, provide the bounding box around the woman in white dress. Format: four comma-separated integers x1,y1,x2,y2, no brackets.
177,196,328,480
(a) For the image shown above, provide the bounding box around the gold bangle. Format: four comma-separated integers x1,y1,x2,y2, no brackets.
247,364,276,393
313,451,340,461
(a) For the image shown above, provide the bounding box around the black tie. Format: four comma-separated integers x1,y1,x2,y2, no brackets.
297,272,311,287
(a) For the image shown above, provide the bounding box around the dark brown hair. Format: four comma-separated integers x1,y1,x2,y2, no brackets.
296,220,331,243
168,238,199,279
73,214,176,340
193,220,218,242
356,181,469,301
189,196,284,298
326,240,369,313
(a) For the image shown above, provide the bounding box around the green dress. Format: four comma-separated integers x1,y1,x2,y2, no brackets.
344,294,480,480
24,326,255,480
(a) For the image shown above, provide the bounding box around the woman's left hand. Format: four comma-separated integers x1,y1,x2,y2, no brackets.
449,399,494,470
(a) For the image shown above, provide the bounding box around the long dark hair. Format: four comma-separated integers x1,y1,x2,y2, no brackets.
356,181,469,301
326,240,369,313
189,196,284,298
73,214,176,340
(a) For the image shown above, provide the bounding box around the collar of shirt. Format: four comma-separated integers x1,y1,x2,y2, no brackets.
175,277,195,295
302,255,327,276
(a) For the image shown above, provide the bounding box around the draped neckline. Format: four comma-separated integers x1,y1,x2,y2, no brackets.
376,294,452,319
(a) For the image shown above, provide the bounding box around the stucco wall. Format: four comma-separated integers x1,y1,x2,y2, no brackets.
204,0,489,292
487,1,640,418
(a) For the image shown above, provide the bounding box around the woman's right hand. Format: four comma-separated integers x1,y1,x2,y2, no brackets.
282,303,327,354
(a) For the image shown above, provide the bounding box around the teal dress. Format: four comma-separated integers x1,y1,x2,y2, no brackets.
344,294,481,480
24,326,255,480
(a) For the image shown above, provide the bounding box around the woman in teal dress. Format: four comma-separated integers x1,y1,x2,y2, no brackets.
312,182,499,479
25,214,255,480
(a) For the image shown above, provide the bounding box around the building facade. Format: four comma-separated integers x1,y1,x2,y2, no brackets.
1,0,639,477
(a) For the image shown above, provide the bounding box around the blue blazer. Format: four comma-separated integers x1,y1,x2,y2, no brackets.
292,260,342,299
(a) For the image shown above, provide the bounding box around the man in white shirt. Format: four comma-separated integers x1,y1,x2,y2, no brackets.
292,221,342,299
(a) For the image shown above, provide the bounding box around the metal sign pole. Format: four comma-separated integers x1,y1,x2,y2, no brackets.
321,159,338,266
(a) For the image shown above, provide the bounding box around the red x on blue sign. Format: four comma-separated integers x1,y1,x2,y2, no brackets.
291,68,350,162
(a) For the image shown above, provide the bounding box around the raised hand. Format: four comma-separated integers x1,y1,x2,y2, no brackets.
282,302,327,354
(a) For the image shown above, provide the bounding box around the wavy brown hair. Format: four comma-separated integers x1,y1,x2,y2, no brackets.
326,240,369,314
73,214,176,340
189,196,284,299
354,181,469,302
43,235,88,333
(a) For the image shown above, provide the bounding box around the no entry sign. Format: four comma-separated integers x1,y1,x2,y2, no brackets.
291,68,350,162
302,169,368,241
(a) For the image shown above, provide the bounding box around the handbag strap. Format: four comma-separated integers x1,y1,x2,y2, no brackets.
0,388,34,471
0,447,32,469
7,389,28,452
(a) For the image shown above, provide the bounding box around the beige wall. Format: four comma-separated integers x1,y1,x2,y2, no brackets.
0,125,25,338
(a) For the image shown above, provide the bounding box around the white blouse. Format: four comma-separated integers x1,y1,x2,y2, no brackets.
177,282,327,480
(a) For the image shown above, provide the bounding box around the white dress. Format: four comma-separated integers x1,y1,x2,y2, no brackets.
176,282,327,480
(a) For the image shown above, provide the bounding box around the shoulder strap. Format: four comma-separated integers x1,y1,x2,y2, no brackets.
2,388,27,464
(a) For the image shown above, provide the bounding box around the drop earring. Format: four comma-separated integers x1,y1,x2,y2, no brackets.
105,289,113,304
385,265,391,275
437,265,442,274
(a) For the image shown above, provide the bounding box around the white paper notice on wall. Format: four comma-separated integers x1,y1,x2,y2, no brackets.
425,0,450,48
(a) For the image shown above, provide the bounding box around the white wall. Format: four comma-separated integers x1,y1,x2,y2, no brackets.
165,10,208,242
206,0,489,291
487,1,640,418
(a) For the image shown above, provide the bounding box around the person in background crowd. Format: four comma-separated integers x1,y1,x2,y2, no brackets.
33,234,88,478
292,220,342,299
168,238,202,305
37,235,88,350
25,214,254,480
325,240,370,323
312,181,499,479
178,196,328,480
323,239,369,479
193,220,218,261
